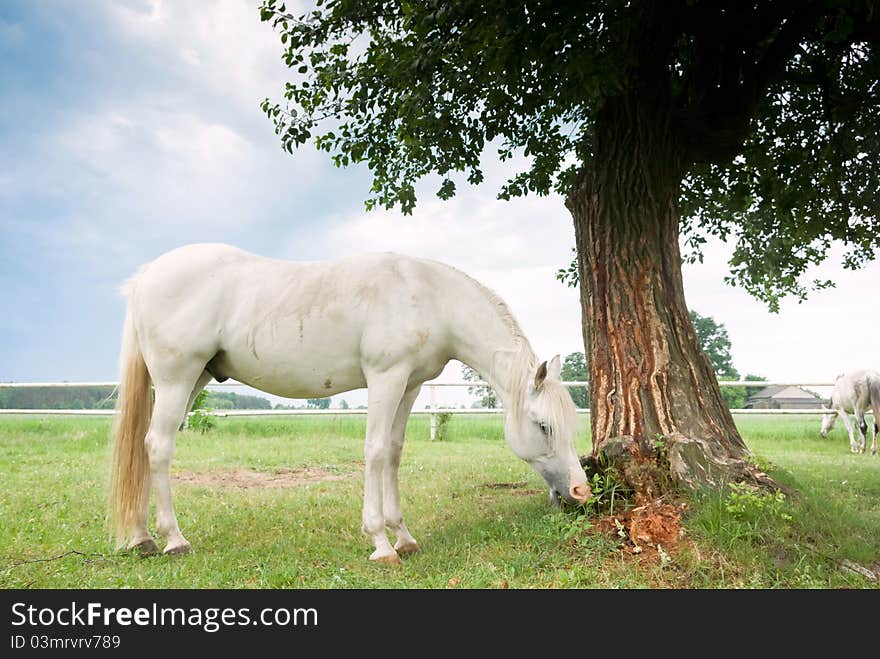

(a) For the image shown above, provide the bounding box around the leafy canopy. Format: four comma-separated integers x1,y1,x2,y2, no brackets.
260,0,880,311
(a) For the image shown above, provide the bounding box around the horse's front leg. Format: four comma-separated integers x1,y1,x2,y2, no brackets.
384,386,421,557
362,368,411,564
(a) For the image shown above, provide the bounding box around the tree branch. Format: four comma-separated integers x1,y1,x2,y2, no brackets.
747,4,825,101
680,2,825,166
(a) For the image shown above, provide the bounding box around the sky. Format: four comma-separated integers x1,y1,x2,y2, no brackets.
2,0,877,409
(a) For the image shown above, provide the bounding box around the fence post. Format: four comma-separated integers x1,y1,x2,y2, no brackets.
429,385,437,440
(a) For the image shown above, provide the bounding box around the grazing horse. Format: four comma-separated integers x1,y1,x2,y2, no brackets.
109,243,590,563
820,370,880,455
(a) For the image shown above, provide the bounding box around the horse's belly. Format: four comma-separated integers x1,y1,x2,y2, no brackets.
207,311,368,398
237,369,367,399
216,349,367,399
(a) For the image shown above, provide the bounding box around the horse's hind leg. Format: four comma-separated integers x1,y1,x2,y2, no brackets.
869,383,880,456
856,412,868,453
127,373,208,556
384,385,421,557
362,366,411,564
147,380,198,554
181,370,213,430
128,483,158,556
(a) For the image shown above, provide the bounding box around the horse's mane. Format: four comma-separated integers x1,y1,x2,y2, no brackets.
430,259,527,343
506,342,538,419
504,340,579,445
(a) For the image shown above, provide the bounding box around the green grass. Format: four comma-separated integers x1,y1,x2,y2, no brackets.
0,414,877,589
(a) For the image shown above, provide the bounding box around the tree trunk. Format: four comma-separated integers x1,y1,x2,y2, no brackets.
567,96,772,495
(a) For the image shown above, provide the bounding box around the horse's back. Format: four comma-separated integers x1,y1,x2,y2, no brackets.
128,243,258,305
832,369,880,411
125,245,461,396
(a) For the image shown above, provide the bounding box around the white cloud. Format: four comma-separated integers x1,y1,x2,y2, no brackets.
323,172,575,264
56,108,253,184
33,96,329,276
106,0,298,115
52,106,256,222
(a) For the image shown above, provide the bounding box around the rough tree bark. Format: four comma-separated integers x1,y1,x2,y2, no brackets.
567,94,774,495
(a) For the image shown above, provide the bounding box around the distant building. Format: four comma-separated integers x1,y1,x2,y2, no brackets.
745,385,827,409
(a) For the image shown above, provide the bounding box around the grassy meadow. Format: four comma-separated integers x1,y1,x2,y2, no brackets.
0,413,878,589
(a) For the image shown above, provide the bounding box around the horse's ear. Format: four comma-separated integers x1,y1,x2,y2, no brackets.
534,361,548,389
547,354,562,380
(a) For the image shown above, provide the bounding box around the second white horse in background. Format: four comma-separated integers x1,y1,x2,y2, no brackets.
820,370,880,455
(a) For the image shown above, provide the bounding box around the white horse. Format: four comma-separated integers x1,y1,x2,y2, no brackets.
109,243,590,563
820,370,880,455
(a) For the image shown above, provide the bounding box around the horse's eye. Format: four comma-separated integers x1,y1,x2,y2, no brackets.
538,421,551,436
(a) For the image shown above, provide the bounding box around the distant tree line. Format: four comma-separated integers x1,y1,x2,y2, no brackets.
0,386,118,410
271,397,352,409
202,392,272,410
0,387,273,410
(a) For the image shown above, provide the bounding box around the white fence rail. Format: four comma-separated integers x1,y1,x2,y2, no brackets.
0,379,842,440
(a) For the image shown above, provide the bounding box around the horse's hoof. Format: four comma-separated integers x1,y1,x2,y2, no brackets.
164,542,193,556
131,538,159,557
395,542,420,557
370,550,401,565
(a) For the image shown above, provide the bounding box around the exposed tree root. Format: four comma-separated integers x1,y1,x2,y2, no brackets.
582,433,787,501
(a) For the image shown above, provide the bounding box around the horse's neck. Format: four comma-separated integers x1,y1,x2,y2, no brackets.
451,303,534,412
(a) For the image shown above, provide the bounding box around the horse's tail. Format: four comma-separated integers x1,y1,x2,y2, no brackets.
108,298,153,549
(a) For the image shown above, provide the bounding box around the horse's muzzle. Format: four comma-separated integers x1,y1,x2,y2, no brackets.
550,485,589,507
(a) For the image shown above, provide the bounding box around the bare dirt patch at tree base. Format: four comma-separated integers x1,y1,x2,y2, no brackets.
596,500,687,563
173,467,348,489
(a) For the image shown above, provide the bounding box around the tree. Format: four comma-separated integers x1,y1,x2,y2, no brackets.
307,397,331,409
461,364,497,408
338,399,350,409
561,352,588,409
684,309,750,408
192,390,209,411
689,310,738,379
260,1,879,494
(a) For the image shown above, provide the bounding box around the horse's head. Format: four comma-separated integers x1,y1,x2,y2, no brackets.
820,408,836,437
504,355,590,506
